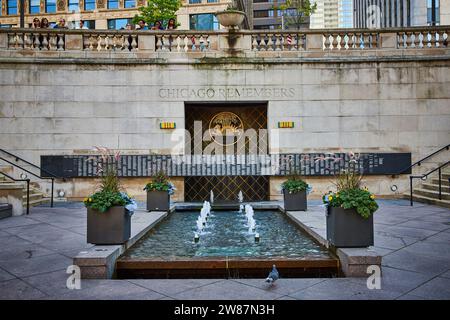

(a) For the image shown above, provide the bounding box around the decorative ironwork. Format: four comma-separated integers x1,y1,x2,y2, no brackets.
208,111,244,146
185,176,269,202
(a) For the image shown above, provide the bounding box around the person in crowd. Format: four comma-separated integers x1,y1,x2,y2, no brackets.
32,18,41,28
53,18,68,29
126,23,135,30
137,20,148,30
78,20,88,30
151,21,163,30
40,18,50,29
167,18,177,30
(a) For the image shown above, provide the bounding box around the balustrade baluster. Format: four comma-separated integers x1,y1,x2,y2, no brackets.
49,34,57,50
131,35,138,51
191,35,197,51
41,34,49,50
252,35,258,51
24,33,32,49
183,34,189,52
57,34,64,51
267,34,274,51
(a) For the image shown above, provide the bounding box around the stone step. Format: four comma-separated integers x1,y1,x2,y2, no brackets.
0,182,25,189
414,188,450,201
26,198,50,207
404,193,450,209
22,193,46,201
422,182,450,192
431,178,450,185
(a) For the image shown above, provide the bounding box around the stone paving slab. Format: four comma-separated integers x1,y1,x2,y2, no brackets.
128,279,223,296
407,277,450,300
172,280,283,300
0,200,448,300
0,267,16,282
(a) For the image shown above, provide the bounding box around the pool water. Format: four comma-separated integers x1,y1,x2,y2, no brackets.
123,210,330,259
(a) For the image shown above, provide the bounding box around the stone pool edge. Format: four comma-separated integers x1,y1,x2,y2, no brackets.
74,206,174,279
74,203,381,279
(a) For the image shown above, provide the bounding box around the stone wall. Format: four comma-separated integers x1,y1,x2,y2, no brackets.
0,29,449,200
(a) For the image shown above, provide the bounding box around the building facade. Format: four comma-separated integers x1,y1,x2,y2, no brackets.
353,0,450,28
0,0,232,30
1,27,449,202
310,0,353,29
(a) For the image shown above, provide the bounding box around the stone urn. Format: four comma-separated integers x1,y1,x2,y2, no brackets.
215,10,246,29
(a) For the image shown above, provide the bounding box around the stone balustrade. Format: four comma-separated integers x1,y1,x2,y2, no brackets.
0,27,448,57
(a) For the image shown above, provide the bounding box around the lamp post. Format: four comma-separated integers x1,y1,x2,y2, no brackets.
20,0,25,28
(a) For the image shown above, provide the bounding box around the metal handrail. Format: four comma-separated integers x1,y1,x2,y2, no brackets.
0,171,30,215
0,155,55,207
0,149,59,178
409,160,450,206
393,144,450,176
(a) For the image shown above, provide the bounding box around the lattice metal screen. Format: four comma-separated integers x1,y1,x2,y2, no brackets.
185,176,269,202
184,103,269,201
185,103,268,155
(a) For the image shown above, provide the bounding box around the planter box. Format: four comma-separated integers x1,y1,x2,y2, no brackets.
0,203,12,220
87,206,131,245
147,190,170,212
283,190,307,211
326,207,374,248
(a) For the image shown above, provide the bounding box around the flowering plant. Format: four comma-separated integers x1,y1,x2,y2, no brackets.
323,169,378,219
281,176,312,194
144,171,176,195
84,191,137,213
83,146,137,213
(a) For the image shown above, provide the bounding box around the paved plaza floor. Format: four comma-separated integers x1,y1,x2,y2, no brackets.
0,200,449,300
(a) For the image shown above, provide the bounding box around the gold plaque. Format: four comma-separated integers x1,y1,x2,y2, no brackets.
208,112,244,146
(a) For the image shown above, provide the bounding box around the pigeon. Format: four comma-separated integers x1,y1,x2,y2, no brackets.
265,265,279,285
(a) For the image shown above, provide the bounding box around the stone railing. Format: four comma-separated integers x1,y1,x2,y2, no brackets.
323,31,379,50
251,31,306,51
0,26,448,56
6,29,66,51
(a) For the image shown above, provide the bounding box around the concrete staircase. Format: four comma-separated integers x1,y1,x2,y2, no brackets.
0,174,50,208
404,169,450,208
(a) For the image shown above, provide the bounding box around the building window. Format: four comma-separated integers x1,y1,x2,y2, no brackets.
108,18,131,30
190,13,219,30
29,0,40,13
189,0,201,3
207,0,218,2
68,0,79,12
124,0,135,8
108,0,119,9
84,20,96,29
84,0,95,11
46,0,56,13
427,0,440,25
7,0,17,15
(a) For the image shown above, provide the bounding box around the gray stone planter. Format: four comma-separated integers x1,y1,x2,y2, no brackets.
147,190,170,211
0,203,12,220
326,206,374,248
283,189,307,211
87,206,131,245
